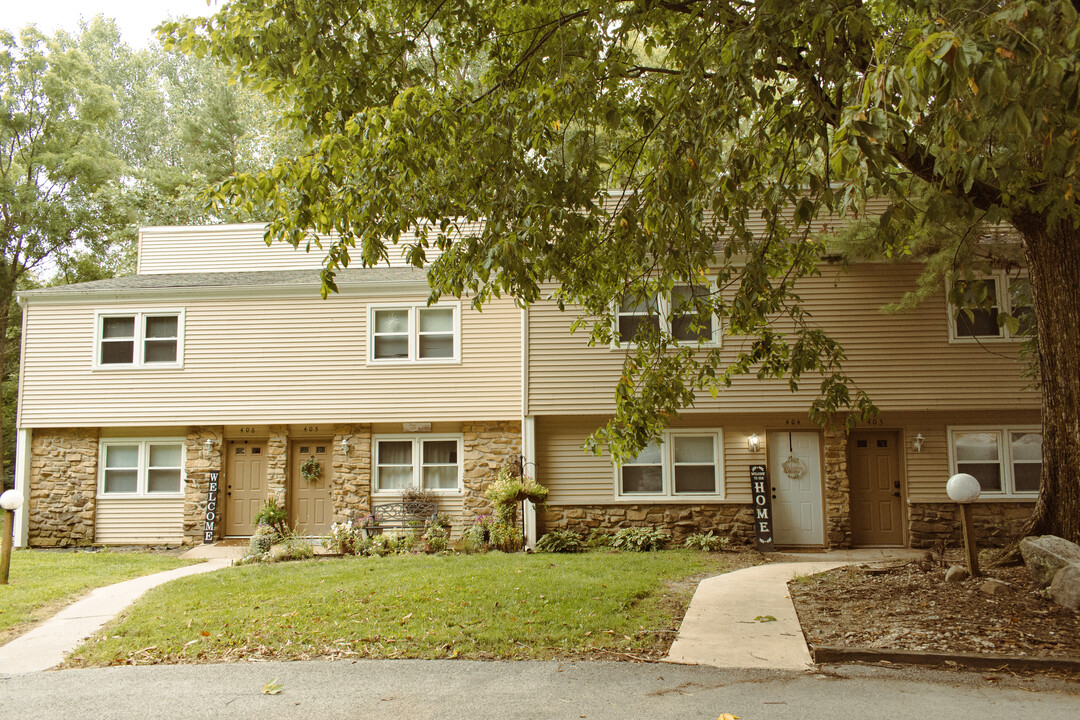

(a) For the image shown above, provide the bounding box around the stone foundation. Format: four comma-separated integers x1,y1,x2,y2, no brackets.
908,502,1035,548
461,420,522,519
184,426,224,545
332,423,372,524
823,427,851,548
540,504,756,544
27,428,99,547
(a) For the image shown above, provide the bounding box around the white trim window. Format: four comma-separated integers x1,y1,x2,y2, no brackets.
615,285,718,346
99,439,186,497
95,310,185,368
948,426,1041,496
373,435,463,494
616,430,724,498
949,273,1033,342
368,303,460,363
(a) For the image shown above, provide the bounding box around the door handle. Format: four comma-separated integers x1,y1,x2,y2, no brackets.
894,481,901,489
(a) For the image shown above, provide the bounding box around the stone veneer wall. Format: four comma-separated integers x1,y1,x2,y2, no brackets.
332,423,372,524
823,427,851,549
183,426,225,545
266,425,289,507
908,502,1034,547
540,504,756,544
461,420,522,519
27,428,99,547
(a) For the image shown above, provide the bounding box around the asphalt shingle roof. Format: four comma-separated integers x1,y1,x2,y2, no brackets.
20,267,429,297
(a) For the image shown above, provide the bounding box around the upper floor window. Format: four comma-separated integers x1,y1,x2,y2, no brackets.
950,273,1033,342
95,311,184,369
368,303,460,363
949,426,1041,496
373,435,462,493
615,285,717,346
617,430,724,498
99,439,185,497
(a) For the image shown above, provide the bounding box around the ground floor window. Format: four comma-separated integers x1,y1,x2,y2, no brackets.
99,439,185,497
374,435,463,493
949,426,1041,496
617,430,723,498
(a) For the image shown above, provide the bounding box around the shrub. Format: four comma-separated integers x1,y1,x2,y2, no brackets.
683,531,730,552
585,529,613,548
610,526,670,552
466,515,497,549
324,522,366,555
485,466,548,526
273,534,315,562
253,499,288,537
248,524,277,555
491,522,524,553
535,529,587,553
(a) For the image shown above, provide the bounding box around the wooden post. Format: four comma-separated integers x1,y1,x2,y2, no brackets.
0,509,13,585
959,504,980,577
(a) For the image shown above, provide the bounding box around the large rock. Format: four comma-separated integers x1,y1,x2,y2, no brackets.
1019,535,1080,587
1049,565,1080,611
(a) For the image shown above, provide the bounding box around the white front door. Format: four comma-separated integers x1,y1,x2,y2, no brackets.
768,431,824,546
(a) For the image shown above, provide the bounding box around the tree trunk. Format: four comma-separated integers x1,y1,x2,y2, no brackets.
996,214,1080,561
0,278,11,490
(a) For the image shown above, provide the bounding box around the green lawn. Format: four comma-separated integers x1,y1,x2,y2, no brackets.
0,550,198,640
67,550,759,667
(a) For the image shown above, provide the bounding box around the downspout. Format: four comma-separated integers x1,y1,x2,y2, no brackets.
521,303,538,547
13,295,30,546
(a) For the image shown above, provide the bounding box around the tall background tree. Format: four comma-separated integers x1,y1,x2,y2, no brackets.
156,0,1077,547
1,16,296,487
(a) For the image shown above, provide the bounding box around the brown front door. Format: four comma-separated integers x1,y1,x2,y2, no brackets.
290,440,334,535
225,440,268,536
849,431,904,546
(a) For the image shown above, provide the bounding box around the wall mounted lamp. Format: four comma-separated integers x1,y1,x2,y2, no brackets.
202,438,215,457
912,433,925,453
747,434,760,453
340,436,353,453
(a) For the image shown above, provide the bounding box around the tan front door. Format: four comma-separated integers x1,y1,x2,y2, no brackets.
290,440,334,535
225,440,268,536
849,431,904,546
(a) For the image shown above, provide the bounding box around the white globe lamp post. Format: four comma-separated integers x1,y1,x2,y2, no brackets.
0,489,24,584
946,473,982,577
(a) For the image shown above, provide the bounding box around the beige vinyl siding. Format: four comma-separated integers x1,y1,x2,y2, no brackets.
19,295,521,427
536,410,1039,506
536,415,754,505
95,498,184,545
894,410,1041,503
528,262,1039,414
136,222,481,274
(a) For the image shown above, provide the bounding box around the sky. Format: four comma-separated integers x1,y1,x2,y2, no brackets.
3,0,223,48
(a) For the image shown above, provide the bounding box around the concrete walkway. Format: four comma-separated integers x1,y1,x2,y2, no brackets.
0,558,231,675
666,550,923,669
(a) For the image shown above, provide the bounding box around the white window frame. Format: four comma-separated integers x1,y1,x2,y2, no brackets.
947,426,1041,498
947,272,1031,343
367,303,461,364
98,438,187,498
372,434,464,496
614,430,725,500
93,309,185,369
612,285,720,349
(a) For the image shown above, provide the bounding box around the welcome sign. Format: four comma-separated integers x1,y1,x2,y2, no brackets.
750,465,775,552
203,471,219,543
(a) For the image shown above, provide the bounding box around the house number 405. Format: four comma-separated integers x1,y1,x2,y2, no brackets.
303,426,320,433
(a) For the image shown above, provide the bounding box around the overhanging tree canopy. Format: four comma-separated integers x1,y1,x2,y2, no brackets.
165,0,1080,543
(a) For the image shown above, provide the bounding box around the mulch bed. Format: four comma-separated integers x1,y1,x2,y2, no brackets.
788,555,1080,670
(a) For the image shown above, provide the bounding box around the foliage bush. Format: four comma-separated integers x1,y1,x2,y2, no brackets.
610,527,670,552
683,531,730,552
248,523,277,555
535,529,587,553
485,466,548,525
253,499,288,537
585,529,613,548
324,522,366,555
